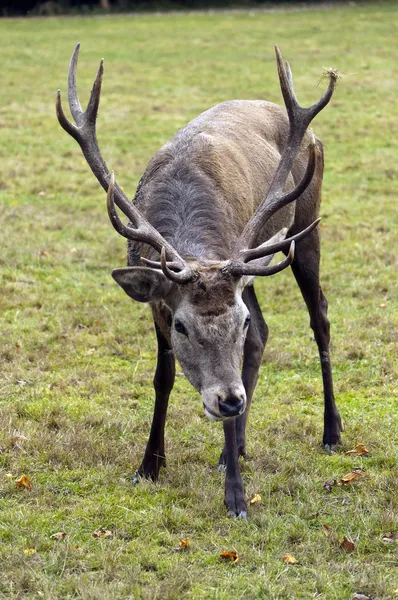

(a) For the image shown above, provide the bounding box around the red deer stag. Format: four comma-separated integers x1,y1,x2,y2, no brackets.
57,44,342,517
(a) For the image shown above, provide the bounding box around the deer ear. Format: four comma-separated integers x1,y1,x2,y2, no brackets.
112,267,173,303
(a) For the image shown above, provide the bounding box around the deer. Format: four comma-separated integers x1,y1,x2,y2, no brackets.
57,44,342,518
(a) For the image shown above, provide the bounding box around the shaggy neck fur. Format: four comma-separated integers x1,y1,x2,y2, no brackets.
133,159,231,262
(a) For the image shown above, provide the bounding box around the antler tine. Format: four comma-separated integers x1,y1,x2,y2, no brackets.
57,44,195,282
227,241,295,278
140,257,182,271
240,218,321,264
275,46,298,119
68,43,84,124
160,247,196,284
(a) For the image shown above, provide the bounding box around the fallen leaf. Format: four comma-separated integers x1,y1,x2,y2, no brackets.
38,190,46,197
379,303,386,308
345,444,369,456
340,469,367,485
15,474,32,490
175,538,190,551
40,249,49,257
220,550,239,563
86,348,96,355
353,593,373,600
340,536,355,552
281,553,297,564
249,493,262,505
5,473,14,479
382,531,398,544
92,529,113,539
24,548,36,555
51,532,68,540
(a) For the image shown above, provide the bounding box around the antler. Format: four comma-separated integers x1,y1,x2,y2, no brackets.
224,46,338,278
56,43,195,284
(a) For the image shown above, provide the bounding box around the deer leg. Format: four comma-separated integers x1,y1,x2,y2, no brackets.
219,285,268,469
223,418,247,518
133,322,175,483
289,234,342,448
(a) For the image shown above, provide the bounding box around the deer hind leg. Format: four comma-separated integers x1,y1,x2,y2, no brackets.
133,322,175,483
219,285,268,470
289,232,342,447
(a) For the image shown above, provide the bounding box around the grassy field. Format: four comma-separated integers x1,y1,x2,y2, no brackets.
1,3,397,599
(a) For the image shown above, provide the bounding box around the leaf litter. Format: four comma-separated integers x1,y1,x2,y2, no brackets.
15,474,31,490
220,550,239,563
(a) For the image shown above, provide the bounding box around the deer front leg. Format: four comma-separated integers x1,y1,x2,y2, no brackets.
133,323,175,483
223,418,247,518
219,285,268,469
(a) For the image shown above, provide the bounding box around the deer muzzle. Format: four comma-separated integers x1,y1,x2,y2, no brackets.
202,385,246,421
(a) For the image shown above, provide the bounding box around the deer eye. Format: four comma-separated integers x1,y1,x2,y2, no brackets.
174,319,188,337
244,315,251,329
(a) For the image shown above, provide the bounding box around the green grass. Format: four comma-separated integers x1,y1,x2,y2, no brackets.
1,4,397,599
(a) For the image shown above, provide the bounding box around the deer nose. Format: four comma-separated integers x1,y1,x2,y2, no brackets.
218,394,245,418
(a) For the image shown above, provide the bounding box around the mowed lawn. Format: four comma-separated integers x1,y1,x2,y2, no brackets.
0,4,397,599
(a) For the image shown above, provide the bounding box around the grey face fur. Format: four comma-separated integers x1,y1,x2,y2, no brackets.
170,287,250,420
112,266,251,420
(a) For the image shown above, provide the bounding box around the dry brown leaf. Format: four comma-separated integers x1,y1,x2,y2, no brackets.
15,474,31,490
249,493,262,505
23,548,36,555
92,529,113,539
345,444,369,456
51,532,68,540
281,553,298,564
382,531,398,544
340,469,367,485
174,538,190,552
340,536,355,552
220,550,239,563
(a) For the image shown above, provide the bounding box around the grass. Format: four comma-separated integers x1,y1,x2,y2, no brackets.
1,3,398,598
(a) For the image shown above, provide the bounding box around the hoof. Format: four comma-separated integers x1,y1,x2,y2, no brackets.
228,510,248,519
323,414,343,447
323,443,338,454
132,472,141,485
